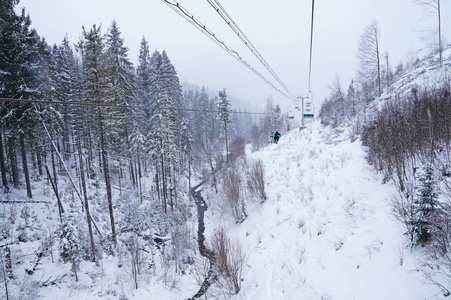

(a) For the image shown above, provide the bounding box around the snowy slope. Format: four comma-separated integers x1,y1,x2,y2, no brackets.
374,47,451,110
203,120,441,299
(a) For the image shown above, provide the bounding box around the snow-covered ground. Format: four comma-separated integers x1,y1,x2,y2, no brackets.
203,120,441,299
375,48,451,110
5,118,445,299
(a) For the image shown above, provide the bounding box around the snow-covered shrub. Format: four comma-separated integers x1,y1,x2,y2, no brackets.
246,159,267,203
391,187,416,244
228,136,246,163
297,245,306,264
170,221,195,275
210,227,246,297
219,169,247,223
122,233,145,289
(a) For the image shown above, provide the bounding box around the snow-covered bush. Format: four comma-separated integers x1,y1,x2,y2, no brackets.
210,227,246,297
246,159,267,203
219,169,247,223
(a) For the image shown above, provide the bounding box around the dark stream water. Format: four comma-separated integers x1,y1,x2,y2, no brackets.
188,183,216,299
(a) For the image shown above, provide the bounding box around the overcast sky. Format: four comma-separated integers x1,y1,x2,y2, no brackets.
17,0,450,114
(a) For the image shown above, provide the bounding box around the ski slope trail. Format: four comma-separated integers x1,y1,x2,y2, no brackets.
210,120,440,299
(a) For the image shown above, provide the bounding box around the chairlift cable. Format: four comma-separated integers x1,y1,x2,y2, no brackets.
161,0,296,101
206,0,297,100
0,97,264,115
307,0,315,94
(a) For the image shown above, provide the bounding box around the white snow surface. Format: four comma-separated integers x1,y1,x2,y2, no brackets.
203,120,441,299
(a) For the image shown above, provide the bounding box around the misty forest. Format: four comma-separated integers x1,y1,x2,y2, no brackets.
1,0,451,299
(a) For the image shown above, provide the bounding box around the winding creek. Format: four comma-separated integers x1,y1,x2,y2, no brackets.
188,183,216,299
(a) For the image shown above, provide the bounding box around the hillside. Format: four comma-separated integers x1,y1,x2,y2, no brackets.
202,121,441,299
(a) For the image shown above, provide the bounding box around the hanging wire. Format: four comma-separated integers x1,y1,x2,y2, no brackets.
206,0,297,100
307,0,315,94
0,97,264,115
161,0,296,101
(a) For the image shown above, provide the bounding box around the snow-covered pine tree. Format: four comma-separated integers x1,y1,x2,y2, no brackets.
130,130,146,202
148,50,182,213
52,36,81,158
198,87,210,145
58,217,81,281
161,51,183,118
105,20,137,150
137,36,153,128
208,96,219,143
0,5,49,198
182,89,198,143
217,89,232,164
105,20,142,195
179,118,193,191
263,95,282,134
0,0,20,192
77,24,117,245
411,163,440,246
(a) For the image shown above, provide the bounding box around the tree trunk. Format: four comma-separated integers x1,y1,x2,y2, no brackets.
225,122,229,164
99,112,116,245
85,110,94,179
77,132,96,261
130,158,136,187
137,149,143,203
8,137,19,188
188,155,191,196
161,156,167,213
36,138,43,176
63,103,70,161
438,0,442,67
45,166,64,221
376,35,381,97
155,165,161,206
51,147,58,201
20,133,32,199
0,129,10,192
125,127,136,188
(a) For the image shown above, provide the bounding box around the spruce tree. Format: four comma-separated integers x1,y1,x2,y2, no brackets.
105,20,137,134
411,163,440,245
137,36,152,127
148,50,182,212
78,24,117,244
217,89,232,164
198,87,210,145
59,217,81,281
